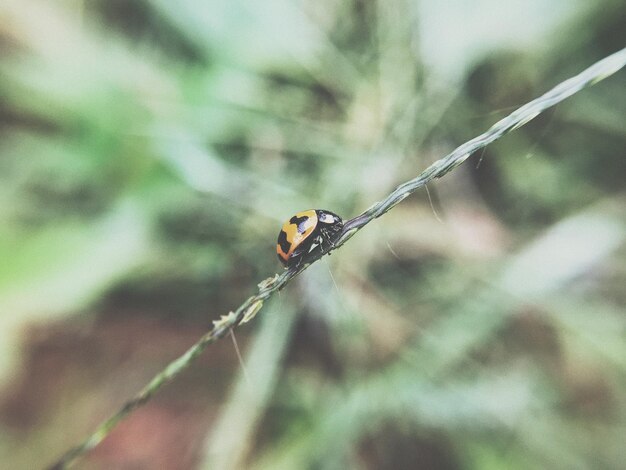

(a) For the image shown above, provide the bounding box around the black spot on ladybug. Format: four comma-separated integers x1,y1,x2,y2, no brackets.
289,214,309,233
277,230,290,254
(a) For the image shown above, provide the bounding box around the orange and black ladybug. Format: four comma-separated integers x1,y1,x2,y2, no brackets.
276,209,343,268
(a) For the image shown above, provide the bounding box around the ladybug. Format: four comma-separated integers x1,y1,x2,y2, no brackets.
276,209,343,268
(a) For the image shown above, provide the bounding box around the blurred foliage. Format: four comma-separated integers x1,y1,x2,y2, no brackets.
0,0,625,469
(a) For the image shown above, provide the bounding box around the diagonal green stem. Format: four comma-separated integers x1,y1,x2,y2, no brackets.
48,47,626,470
338,48,626,240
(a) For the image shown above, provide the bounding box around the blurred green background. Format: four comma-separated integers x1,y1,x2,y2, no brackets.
1,0,625,469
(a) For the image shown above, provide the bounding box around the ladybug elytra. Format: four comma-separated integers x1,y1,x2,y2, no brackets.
276,209,343,268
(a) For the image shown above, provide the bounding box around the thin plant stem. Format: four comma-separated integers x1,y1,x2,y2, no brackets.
48,47,626,470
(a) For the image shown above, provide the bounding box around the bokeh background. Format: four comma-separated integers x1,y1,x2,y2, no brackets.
1,0,625,469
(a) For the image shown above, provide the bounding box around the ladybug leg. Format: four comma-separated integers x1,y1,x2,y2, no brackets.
318,232,337,256
294,256,304,269
290,240,316,268
320,227,340,250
